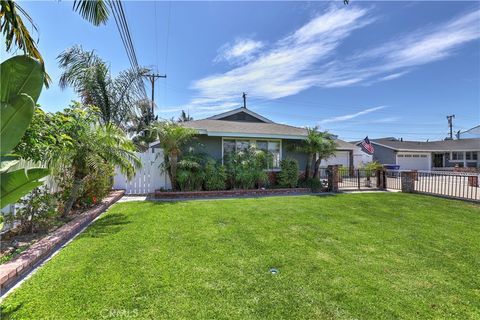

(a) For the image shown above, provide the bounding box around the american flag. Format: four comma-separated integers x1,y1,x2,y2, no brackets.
361,136,375,154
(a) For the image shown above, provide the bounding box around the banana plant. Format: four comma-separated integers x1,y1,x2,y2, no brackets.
0,55,49,208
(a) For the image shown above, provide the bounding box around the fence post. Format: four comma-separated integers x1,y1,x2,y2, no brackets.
327,165,339,192
376,169,386,190
401,171,416,193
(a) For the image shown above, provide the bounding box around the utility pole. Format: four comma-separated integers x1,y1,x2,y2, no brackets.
242,92,247,108
446,114,455,140
143,73,166,119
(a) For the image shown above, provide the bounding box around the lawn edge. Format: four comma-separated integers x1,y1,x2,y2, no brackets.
0,190,125,297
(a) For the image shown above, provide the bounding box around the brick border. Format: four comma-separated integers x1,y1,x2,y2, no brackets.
0,190,124,294
154,188,312,199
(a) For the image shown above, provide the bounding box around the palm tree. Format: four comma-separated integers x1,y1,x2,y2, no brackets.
62,122,141,216
299,127,337,179
0,0,109,86
151,121,196,190
57,45,148,128
177,110,193,122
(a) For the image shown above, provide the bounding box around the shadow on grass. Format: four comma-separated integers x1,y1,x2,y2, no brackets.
0,302,24,319
80,213,131,238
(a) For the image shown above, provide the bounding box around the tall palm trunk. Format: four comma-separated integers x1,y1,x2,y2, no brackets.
63,178,83,217
305,153,313,180
169,151,179,190
313,157,322,179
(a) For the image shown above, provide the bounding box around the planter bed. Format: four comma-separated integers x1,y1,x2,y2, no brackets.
0,190,124,294
154,188,311,199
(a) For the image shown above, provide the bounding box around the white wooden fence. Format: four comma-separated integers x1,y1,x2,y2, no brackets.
113,150,170,194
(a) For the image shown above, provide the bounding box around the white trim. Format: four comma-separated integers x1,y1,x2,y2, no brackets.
370,141,480,153
209,132,306,140
208,107,273,123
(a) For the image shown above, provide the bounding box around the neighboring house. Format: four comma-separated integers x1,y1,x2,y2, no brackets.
358,138,480,170
151,107,365,171
458,125,480,139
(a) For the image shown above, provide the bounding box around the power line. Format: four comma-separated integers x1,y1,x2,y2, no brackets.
108,0,147,97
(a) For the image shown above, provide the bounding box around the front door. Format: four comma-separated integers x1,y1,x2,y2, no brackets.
432,153,444,168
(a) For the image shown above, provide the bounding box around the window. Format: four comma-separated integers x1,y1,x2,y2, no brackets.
236,140,250,152
223,139,235,155
267,141,281,169
451,152,464,161
222,138,281,169
466,151,478,161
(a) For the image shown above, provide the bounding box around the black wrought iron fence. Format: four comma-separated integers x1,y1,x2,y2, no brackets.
385,170,402,190
414,171,479,201
338,168,379,190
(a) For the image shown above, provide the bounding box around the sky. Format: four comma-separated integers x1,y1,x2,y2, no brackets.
6,1,480,142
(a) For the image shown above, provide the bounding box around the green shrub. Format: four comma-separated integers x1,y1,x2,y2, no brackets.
204,159,227,191
4,187,59,234
225,147,268,189
177,153,206,191
278,158,299,188
304,178,323,192
79,162,115,206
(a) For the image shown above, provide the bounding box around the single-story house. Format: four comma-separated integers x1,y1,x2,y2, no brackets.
151,107,368,171
357,138,480,170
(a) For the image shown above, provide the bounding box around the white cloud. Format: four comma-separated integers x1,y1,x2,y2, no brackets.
214,38,264,64
187,7,480,116
320,106,386,124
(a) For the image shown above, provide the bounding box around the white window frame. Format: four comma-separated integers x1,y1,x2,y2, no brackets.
450,151,464,162
221,137,282,171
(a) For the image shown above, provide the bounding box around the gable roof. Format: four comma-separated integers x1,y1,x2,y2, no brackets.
180,119,356,150
207,107,273,123
370,138,480,152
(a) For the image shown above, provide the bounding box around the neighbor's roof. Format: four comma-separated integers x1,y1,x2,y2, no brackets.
371,138,480,152
181,119,357,150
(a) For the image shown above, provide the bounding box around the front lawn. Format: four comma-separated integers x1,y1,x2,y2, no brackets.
2,193,479,319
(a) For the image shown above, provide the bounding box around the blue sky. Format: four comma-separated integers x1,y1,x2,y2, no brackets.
9,1,480,141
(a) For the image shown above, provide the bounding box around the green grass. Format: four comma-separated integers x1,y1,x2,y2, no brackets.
2,193,479,319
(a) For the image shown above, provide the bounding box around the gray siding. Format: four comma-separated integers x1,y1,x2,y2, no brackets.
185,136,223,161
372,144,396,164
282,139,309,170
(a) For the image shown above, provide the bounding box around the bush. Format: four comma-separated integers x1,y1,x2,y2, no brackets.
177,153,206,191
78,162,114,207
304,178,323,192
5,187,59,234
225,147,268,189
278,158,299,188
204,159,227,191
56,161,115,210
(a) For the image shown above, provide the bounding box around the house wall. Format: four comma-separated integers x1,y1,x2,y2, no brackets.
185,136,223,160
282,139,309,170
372,144,396,164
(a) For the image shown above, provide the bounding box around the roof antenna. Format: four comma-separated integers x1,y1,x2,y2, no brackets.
242,92,247,109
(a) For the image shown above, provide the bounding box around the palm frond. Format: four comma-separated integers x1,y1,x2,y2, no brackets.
72,0,109,26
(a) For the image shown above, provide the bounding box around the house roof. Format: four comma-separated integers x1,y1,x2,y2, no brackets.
207,107,273,123
370,138,480,152
180,119,357,150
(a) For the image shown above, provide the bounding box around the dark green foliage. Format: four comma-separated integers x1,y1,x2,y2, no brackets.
204,159,227,191
78,162,115,207
278,158,299,188
4,187,58,234
2,194,479,319
177,153,206,191
224,147,269,189
301,178,323,192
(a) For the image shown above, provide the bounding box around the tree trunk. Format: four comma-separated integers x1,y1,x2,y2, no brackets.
313,157,322,179
63,178,83,217
305,153,313,180
169,152,179,190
